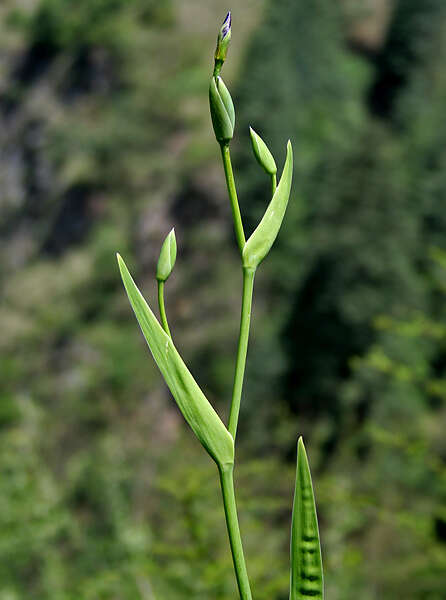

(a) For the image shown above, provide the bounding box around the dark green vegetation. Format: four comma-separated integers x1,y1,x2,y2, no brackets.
0,1,445,598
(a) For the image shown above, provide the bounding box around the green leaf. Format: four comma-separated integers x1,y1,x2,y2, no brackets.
117,254,234,467
242,140,293,269
249,126,277,175
156,228,177,282
209,76,235,143
290,437,323,600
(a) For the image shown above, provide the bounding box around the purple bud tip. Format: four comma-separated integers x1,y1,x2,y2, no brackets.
221,11,231,38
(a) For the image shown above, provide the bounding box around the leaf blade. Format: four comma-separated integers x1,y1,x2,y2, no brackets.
290,437,323,600
117,254,234,467
242,140,293,268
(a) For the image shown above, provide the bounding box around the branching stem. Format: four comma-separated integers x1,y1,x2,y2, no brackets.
219,131,255,599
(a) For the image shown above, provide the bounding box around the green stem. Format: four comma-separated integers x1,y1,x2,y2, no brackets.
228,267,255,440
213,60,223,78
271,172,277,197
157,280,171,337
220,144,246,256
219,465,253,600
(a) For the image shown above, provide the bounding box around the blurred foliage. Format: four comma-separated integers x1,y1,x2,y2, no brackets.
0,0,445,598
234,1,446,598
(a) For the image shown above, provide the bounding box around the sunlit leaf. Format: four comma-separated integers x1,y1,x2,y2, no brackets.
243,140,293,269
117,254,234,467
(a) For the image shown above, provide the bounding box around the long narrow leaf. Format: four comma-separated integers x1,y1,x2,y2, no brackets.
290,437,323,600
117,254,234,467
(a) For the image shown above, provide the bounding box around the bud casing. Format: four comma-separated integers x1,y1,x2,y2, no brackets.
249,127,277,175
209,76,235,144
156,228,177,282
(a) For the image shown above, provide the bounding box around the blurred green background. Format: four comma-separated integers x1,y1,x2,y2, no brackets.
1,0,446,598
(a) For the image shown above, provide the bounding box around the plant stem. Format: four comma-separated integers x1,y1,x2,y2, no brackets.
157,280,171,337
220,144,246,256
228,267,255,440
218,142,253,599
271,172,277,197
219,464,253,600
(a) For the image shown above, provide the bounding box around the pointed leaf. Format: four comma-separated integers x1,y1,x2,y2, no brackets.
290,437,323,600
117,254,234,467
243,140,293,268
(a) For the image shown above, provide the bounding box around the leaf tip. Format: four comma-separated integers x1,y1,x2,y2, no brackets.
298,435,309,460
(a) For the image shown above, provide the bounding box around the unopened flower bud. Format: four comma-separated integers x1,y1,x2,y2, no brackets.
209,76,235,144
156,228,177,282
249,127,277,175
214,12,231,76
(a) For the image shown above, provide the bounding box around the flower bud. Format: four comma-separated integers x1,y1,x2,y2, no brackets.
214,12,231,76
156,228,177,282
209,76,235,144
249,127,277,175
